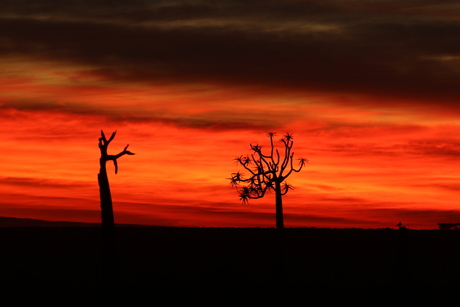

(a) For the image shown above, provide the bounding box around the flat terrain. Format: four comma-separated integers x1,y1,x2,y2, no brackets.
0,225,459,304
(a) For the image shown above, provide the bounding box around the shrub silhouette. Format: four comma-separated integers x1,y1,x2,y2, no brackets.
229,132,307,230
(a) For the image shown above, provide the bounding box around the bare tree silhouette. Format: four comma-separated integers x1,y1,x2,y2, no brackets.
229,132,307,230
98,130,135,230
97,130,134,284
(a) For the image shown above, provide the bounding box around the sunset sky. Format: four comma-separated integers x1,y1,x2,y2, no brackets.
2,0,460,229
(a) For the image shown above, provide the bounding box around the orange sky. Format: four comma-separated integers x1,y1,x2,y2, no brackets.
1,1,460,229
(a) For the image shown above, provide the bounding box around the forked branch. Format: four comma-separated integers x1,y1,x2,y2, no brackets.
99,130,135,174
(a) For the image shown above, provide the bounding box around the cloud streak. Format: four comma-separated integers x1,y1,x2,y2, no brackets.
1,0,460,109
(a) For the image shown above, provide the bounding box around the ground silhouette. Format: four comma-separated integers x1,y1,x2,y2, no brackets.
1,225,459,304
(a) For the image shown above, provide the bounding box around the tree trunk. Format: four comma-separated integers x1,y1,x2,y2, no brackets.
274,181,285,291
275,181,284,231
96,131,133,294
98,161,118,287
98,162,115,231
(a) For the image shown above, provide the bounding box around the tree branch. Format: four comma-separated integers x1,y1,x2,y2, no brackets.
231,132,305,203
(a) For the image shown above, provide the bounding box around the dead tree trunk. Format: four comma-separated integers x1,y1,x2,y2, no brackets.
97,130,135,287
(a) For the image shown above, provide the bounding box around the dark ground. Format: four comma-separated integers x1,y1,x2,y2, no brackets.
0,225,459,305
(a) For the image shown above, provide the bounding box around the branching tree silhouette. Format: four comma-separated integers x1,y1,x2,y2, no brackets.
229,132,307,230
98,130,135,230
97,130,134,282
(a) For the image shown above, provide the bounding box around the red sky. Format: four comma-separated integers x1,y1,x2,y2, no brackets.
1,0,460,229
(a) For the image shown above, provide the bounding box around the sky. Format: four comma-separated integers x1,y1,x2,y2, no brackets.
1,0,460,229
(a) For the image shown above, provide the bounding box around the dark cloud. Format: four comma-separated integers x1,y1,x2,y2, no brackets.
2,191,458,228
309,184,342,191
422,183,460,191
0,101,278,131
401,140,460,158
1,0,460,110
0,202,101,223
108,198,380,227
0,176,93,189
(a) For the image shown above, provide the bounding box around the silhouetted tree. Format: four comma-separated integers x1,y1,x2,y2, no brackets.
98,130,135,231
229,132,307,230
97,130,134,283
